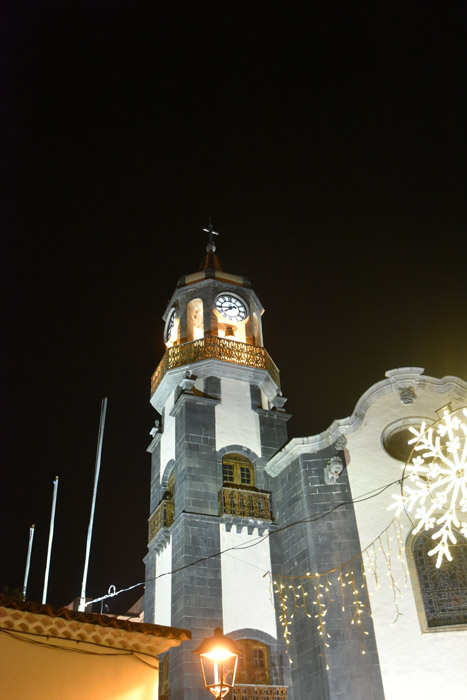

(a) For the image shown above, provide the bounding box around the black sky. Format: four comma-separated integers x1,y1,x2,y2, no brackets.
2,2,466,612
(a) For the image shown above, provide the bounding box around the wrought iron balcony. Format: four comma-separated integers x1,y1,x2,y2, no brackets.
148,499,174,542
151,336,280,397
233,686,287,699
220,487,272,520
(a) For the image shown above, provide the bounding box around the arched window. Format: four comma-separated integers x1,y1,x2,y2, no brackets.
222,453,255,488
235,639,270,685
410,532,467,629
164,306,179,347
187,298,204,341
220,454,271,519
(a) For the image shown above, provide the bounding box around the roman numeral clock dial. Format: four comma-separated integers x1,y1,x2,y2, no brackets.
215,293,248,323
164,307,177,344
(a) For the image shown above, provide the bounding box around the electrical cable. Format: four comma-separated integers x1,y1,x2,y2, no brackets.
0,627,159,668
86,477,403,607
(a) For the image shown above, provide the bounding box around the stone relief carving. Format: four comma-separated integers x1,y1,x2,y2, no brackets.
334,435,347,451
325,456,344,485
270,393,288,411
149,419,161,437
399,386,416,405
179,370,197,392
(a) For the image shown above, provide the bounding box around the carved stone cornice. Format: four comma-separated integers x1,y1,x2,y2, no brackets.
265,369,467,477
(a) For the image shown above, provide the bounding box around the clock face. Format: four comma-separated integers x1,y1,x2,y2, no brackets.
215,293,248,323
165,308,176,343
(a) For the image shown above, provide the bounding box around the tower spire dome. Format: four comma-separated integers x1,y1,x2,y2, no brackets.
200,218,222,271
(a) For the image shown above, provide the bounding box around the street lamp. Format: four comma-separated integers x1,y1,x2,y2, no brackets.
194,628,239,698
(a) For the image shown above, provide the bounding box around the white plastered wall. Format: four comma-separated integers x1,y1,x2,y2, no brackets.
345,386,467,700
154,538,172,627
160,390,176,483
215,377,261,455
220,524,277,639
0,632,160,700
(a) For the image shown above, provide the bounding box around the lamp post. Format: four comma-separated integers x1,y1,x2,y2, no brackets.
194,628,239,698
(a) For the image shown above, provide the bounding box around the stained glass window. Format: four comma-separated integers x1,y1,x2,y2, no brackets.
414,533,467,628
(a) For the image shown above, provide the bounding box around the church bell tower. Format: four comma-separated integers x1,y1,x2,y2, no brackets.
144,226,291,699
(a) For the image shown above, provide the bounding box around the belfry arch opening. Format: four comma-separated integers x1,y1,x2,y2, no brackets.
253,312,261,346
216,317,247,344
162,470,174,502
187,298,204,341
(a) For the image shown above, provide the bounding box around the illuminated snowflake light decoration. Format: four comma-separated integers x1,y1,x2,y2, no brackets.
389,407,467,568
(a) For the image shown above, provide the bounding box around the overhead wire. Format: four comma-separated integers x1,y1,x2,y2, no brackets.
86,477,403,607
0,627,159,668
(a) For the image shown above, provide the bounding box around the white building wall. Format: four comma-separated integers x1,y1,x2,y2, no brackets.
0,630,162,700
345,385,467,700
154,539,172,626
216,377,261,455
160,390,176,483
220,524,277,638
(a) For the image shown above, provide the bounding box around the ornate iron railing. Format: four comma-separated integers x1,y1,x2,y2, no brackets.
220,487,272,520
233,686,287,699
151,336,280,397
148,499,174,542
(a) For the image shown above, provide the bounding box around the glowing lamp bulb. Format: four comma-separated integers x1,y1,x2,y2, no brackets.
194,629,239,698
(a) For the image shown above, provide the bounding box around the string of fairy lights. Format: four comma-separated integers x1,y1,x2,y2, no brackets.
272,517,409,670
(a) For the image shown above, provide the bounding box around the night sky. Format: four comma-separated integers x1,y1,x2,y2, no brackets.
2,3,466,612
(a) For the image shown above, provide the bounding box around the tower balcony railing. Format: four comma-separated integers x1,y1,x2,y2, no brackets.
219,486,273,521
233,685,287,699
148,499,174,542
150,336,280,397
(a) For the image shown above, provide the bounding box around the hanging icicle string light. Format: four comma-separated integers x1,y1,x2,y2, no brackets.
380,530,403,624
273,518,410,670
275,580,293,656
363,541,379,590
393,518,409,587
357,557,371,654
312,573,331,670
344,563,370,651
336,568,346,612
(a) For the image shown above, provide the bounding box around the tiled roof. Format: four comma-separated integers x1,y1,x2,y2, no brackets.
0,593,190,642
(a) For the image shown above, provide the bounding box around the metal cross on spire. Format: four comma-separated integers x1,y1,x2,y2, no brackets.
203,218,219,252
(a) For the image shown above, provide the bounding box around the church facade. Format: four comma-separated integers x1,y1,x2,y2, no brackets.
144,238,467,700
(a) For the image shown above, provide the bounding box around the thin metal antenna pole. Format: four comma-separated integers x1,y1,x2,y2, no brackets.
42,477,59,604
78,398,108,612
23,524,35,600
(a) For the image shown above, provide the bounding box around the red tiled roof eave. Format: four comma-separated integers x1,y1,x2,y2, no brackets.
0,593,190,641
